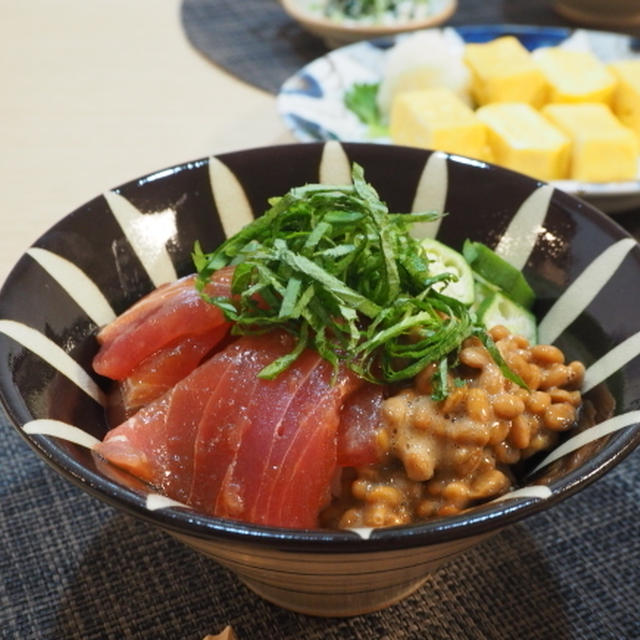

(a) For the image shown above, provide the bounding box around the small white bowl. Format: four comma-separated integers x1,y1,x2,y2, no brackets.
279,0,458,48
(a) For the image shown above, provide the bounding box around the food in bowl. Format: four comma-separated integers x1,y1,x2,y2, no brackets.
346,31,640,182
91,165,586,530
310,0,439,24
323,328,584,528
279,0,457,49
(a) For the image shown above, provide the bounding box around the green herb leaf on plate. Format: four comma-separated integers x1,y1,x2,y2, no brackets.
343,83,388,138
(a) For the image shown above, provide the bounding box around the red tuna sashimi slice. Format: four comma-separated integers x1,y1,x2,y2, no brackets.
186,331,302,515
96,330,317,514
209,346,332,525
337,383,384,468
257,365,362,528
93,266,233,380
269,416,339,529
117,323,231,413
94,342,239,501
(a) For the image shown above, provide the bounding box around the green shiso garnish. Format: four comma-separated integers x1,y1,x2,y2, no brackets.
193,164,526,395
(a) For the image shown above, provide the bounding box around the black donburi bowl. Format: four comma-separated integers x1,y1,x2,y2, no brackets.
1,142,640,617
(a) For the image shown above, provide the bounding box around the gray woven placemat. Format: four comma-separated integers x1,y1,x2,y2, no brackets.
179,0,581,95
2,399,639,639
181,0,328,94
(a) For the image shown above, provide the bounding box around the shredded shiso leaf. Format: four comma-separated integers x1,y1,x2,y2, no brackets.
193,164,526,394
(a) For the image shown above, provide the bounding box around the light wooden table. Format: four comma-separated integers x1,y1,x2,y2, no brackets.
0,0,294,283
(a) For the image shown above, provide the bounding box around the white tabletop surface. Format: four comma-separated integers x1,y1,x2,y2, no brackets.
0,0,294,283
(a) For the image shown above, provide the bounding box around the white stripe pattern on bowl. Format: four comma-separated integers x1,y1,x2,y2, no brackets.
0,320,106,406
208,156,255,238
492,184,554,270
27,247,117,327
103,190,178,287
410,150,448,238
538,237,636,345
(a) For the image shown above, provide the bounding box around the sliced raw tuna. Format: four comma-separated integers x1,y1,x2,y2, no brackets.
184,332,303,516
94,343,239,501
116,324,231,413
255,362,362,528
337,383,385,468
211,349,362,528
93,267,233,380
95,330,363,528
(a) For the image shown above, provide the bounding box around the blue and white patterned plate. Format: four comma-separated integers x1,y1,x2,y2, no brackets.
277,24,640,213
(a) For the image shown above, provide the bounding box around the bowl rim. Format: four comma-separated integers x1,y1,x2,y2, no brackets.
3,142,640,553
